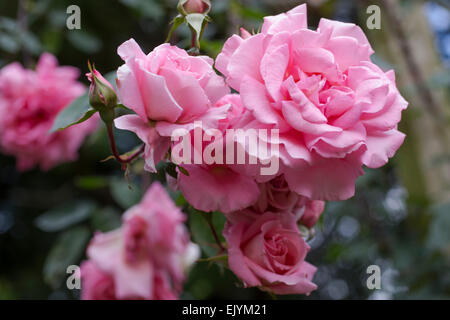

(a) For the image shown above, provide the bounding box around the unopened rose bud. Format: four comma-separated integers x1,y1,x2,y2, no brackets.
178,0,211,15
86,66,117,112
183,0,207,14
240,28,252,39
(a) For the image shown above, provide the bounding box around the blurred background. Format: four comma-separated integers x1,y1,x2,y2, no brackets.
0,0,449,300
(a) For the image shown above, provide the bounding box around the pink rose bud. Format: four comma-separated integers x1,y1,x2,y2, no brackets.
182,0,209,14
298,200,325,228
239,28,252,39
86,66,117,112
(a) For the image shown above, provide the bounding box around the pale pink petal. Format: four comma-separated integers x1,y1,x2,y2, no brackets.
117,38,146,61
240,76,288,129
116,64,148,122
260,44,290,101
139,67,183,122
362,129,406,168
159,67,209,122
262,4,307,35
177,164,260,213
318,18,374,54
223,223,262,287
215,35,244,77
284,148,365,200
282,101,341,135
227,34,265,91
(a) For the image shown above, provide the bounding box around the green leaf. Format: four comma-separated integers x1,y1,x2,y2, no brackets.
166,15,185,42
43,226,90,289
0,32,20,53
90,206,122,232
75,175,109,190
35,201,96,232
65,109,97,130
189,210,226,257
116,104,131,111
110,176,142,209
50,91,90,133
165,162,178,179
50,71,116,133
19,31,42,55
178,166,190,176
67,30,102,54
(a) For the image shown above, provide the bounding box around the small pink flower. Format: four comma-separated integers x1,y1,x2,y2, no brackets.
216,4,407,201
114,39,230,171
224,210,317,295
0,53,97,171
297,198,325,228
81,182,199,300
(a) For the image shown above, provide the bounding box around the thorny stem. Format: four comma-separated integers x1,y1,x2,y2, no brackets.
17,0,32,68
191,32,197,51
106,123,145,165
206,216,226,253
189,31,200,56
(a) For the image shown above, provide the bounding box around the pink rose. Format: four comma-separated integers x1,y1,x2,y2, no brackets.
81,182,199,300
223,210,317,295
253,175,325,229
0,53,97,171
216,4,407,201
114,39,230,172
254,175,301,213
80,261,117,300
296,198,325,228
173,94,260,213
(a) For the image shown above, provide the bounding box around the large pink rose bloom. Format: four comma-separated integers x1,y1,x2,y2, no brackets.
216,4,407,200
173,94,260,213
224,210,317,295
114,39,230,172
81,183,199,300
0,53,97,171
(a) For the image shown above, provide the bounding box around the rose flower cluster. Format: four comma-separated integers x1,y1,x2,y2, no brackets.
101,4,406,298
0,3,407,299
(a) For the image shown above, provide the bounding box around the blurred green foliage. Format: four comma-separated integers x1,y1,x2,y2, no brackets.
0,0,449,300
